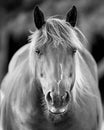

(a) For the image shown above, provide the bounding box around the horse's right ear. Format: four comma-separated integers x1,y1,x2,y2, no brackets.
66,6,77,27
34,6,45,29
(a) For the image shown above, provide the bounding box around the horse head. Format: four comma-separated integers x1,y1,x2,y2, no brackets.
29,6,77,119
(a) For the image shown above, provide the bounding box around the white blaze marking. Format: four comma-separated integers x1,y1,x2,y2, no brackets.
57,63,63,87
60,64,63,80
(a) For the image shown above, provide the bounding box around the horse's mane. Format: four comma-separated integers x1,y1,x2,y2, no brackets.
1,16,100,129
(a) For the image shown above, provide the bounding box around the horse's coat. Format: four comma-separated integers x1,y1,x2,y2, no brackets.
0,6,104,130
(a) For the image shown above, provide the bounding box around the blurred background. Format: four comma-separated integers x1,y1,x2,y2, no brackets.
0,0,104,104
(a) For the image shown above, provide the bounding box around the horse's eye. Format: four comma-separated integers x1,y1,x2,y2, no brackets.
69,72,73,77
73,48,77,54
35,49,42,55
40,73,43,77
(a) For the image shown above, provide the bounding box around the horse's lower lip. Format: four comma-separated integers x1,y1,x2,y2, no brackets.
48,105,68,115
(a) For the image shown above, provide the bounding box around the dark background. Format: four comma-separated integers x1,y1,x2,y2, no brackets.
0,0,104,104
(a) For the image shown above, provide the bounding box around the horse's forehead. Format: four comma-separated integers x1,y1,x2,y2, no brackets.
47,44,72,64
47,44,66,63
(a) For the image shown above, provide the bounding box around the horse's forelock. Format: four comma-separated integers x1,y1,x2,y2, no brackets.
29,17,86,51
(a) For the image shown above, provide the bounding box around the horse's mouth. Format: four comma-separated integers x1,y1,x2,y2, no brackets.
46,104,70,123
48,104,69,115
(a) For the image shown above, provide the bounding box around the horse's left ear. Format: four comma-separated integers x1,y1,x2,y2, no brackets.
34,6,45,29
66,6,77,27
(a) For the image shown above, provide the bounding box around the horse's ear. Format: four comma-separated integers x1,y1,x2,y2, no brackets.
34,6,45,29
66,6,77,27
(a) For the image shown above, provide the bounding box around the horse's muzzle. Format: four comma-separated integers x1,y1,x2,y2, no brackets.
46,91,70,114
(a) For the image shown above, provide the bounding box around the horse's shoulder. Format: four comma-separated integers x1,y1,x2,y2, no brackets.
8,44,30,72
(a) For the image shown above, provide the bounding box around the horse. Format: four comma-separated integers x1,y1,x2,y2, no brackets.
0,6,103,130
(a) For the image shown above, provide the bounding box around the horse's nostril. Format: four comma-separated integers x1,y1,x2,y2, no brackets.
62,91,70,104
46,92,52,103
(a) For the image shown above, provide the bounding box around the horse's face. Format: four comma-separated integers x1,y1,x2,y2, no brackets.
35,43,75,115
32,5,77,120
